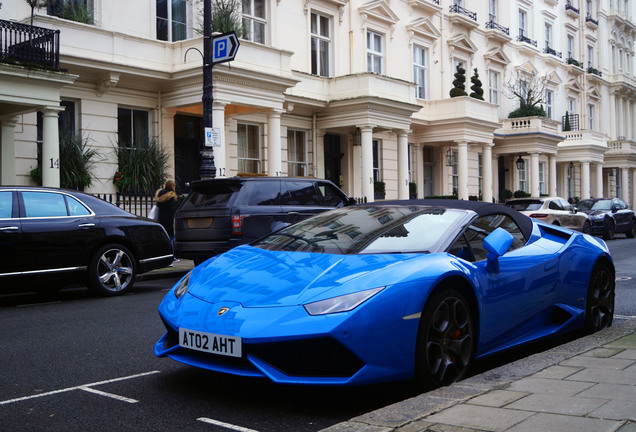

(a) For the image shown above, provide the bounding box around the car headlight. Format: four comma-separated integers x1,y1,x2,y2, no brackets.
303,287,384,316
589,214,605,220
174,271,192,299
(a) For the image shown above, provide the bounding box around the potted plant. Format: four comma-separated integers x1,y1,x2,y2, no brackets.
114,138,168,194
409,182,417,199
374,180,386,200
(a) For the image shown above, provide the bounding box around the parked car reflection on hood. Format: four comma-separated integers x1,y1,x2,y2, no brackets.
0,187,173,296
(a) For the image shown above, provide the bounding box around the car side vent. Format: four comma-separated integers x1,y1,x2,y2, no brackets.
540,225,573,241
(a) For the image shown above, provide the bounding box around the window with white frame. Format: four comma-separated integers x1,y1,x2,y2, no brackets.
311,12,331,77
489,70,500,104
612,45,617,74
451,150,458,195
238,123,261,173
518,158,527,192
588,104,594,130
568,97,576,114
519,9,528,38
48,0,93,21
567,35,575,59
539,162,546,195
620,48,624,70
627,51,631,75
367,30,383,74
157,0,187,41
287,129,307,176
118,107,149,147
413,45,428,99
489,0,497,22
545,22,552,49
373,139,382,181
588,45,594,68
242,0,266,44
545,89,554,119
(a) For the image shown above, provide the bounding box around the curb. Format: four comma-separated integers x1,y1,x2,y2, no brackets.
320,318,636,432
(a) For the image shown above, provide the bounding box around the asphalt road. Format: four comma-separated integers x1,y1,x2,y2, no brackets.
1,237,635,432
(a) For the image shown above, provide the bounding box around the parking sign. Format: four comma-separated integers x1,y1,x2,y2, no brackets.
212,32,240,65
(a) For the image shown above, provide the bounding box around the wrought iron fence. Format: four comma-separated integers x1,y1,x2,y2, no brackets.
0,19,60,70
94,192,156,218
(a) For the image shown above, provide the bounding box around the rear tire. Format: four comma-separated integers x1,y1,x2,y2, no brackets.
88,244,136,296
585,262,615,333
415,288,475,390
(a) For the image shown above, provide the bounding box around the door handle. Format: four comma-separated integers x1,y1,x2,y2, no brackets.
78,223,96,228
0,226,19,232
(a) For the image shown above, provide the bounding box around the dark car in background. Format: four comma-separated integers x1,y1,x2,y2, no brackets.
174,176,355,265
0,187,173,296
576,198,636,240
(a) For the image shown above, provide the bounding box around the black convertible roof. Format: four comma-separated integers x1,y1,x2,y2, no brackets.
364,199,534,240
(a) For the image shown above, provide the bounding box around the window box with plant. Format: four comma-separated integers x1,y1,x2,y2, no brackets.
113,138,168,194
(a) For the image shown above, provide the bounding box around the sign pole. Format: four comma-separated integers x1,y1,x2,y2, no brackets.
200,0,216,179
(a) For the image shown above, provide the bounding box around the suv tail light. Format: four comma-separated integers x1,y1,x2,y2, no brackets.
232,210,243,235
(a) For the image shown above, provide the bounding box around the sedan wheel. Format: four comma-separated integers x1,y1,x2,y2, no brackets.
415,288,475,389
585,262,615,333
582,221,591,235
88,244,137,296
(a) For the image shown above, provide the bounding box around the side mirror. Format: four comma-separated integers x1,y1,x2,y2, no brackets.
347,197,357,206
484,228,514,273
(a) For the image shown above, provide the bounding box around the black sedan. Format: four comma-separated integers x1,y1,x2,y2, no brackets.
0,187,173,295
576,198,636,240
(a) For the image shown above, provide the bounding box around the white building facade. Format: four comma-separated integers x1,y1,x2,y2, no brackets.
1,0,635,205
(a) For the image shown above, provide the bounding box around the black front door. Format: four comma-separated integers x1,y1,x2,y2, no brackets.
174,115,203,194
323,134,342,186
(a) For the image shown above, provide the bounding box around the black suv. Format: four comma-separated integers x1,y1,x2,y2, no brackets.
174,177,355,264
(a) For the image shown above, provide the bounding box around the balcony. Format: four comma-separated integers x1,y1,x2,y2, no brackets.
565,1,580,17
517,34,538,47
449,4,477,21
544,46,562,58
485,19,510,36
587,66,602,77
585,13,599,29
0,19,60,70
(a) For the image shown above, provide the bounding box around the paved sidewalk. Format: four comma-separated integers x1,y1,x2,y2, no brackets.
322,318,636,432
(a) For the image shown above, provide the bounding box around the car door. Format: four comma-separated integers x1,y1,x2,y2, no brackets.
0,190,23,277
613,199,630,231
449,213,559,355
18,190,102,274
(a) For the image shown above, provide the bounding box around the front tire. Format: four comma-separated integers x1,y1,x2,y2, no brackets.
626,219,636,239
585,262,615,333
415,288,475,390
603,221,615,240
88,244,137,296
582,221,592,235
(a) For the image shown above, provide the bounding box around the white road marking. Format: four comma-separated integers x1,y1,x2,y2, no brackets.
198,417,261,432
615,314,636,320
0,370,160,406
80,386,138,403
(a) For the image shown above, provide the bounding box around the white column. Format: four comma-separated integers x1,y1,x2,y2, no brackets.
42,107,63,188
626,100,633,141
595,163,603,198
416,145,424,199
0,116,19,185
491,152,499,202
549,155,558,197
457,141,468,200
622,167,630,203
482,143,493,203
530,153,540,197
212,100,228,177
267,109,283,176
397,130,409,200
581,161,590,199
360,125,374,202
618,97,625,138
161,108,177,181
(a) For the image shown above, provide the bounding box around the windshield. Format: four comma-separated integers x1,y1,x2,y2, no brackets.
253,206,467,255
578,199,611,211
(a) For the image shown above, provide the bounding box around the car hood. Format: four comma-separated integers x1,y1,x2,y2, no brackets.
186,245,431,307
581,210,608,217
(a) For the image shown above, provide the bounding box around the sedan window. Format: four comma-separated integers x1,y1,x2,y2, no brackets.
0,191,12,218
23,192,67,217
66,196,91,216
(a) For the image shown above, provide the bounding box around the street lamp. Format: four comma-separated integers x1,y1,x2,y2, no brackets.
516,156,525,171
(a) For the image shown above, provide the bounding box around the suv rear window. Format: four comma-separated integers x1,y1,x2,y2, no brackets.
506,200,543,211
186,183,242,208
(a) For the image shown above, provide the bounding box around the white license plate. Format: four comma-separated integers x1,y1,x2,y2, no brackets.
179,328,242,358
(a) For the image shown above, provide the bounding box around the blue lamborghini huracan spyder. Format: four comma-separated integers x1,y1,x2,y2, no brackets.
154,200,614,388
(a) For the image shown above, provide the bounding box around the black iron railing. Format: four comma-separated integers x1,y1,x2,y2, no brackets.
449,4,477,21
0,19,60,70
94,192,156,218
565,0,580,14
586,14,599,25
517,33,537,47
485,19,510,35
544,46,562,58
587,66,602,77
567,57,583,68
